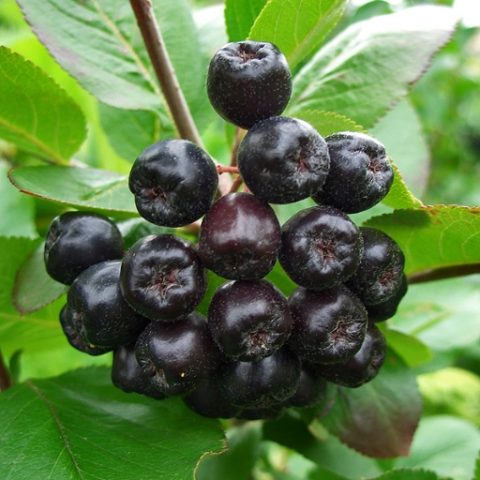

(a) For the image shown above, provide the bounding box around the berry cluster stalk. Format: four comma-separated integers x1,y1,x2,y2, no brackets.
130,0,232,196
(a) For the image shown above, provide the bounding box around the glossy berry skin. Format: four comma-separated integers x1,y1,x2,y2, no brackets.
207,41,291,129
220,348,301,408
367,274,408,322
44,212,123,285
348,227,405,306
288,286,368,364
120,235,206,321
112,346,165,399
316,324,387,388
199,193,281,280
60,305,110,356
279,206,363,290
286,364,328,408
312,132,393,213
238,117,330,204
184,375,239,419
61,261,148,353
129,140,218,227
135,312,219,396
208,280,292,361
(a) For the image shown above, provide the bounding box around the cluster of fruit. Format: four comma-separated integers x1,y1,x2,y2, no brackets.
44,41,407,420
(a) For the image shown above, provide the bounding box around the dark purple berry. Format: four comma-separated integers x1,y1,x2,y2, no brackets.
313,132,393,213
237,117,330,204
61,261,148,353
220,348,301,408
279,206,363,290
44,212,123,285
60,305,110,356
207,41,291,128
288,286,368,364
129,140,218,227
184,375,239,419
120,235,206,321
135,313,219,396
367,274,408,322
316,324,387,387
112,346,165,399
286,364,328,408
348,227,405,306
199,193,281,280
208,280,292,361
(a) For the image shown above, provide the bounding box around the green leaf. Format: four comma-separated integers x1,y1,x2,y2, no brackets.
382,163,423,210
99,105,162,163
197,424,261,480
289,6,457,128
0,236,65,357
0,46,86,163
370,469,440,480
0,161,36,238
249,0,347,70
394,416,480,480
382,328,432,368
372,100,430,199
225,0,267,42
293,110,366,137
13,242,67,314
391,276,480,352
0,367,225,479
365,205,480,275
9,165,137,217
322,352,422,458
263,415,382,478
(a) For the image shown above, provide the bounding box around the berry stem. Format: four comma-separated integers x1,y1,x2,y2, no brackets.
229,175,243,193
216,165,240,175
230,127,245,167
0,351,11,392
407,263,480,284
129,0,202,146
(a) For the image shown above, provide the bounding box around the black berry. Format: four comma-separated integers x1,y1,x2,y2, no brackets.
348,227,405,306
129,139,218,227
120,234,206,321
313,132,393,213
199,193,281,280
288,286,368,364
220,348,300,408
44,212,123,285
316,324,387,387
61,261,148,353
112,345,165,399
60,305,110,356
279,206,363,290
207,41,291,128
208,280,292,361
238,117,330,204
367,274,408,322
135,312,219,396
286,364,328,408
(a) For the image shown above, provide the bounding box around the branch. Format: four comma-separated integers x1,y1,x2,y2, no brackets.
407,263,480,284
130,0,202,146
0,351,11,392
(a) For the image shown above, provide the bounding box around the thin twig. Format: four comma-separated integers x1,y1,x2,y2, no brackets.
229,175,243,194
407,263,480,284
216,165,240,175
129,0,202,146
0,351,11,392
230,127,245,166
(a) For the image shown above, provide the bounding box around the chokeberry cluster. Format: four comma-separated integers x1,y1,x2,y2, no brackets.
44,40,407,420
